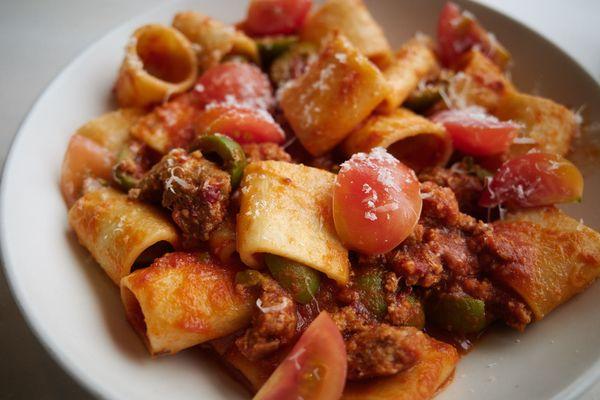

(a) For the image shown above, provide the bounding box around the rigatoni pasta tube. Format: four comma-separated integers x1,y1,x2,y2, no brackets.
121,252,253,356
237,161,350,284
342,108,451,172
491,207,600,320
115,24,198,107
280,33,388,156
378,36,439,114
68,187,179,284
60,109,144,207
495,92,578,157
448,50,515,112
75,108,144,155
301,0,392,67
173,11,258,71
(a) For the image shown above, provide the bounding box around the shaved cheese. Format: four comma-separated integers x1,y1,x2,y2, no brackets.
256,297,290,313
164,166,192,193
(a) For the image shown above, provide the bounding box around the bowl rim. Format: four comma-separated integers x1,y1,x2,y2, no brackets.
1,1,599,399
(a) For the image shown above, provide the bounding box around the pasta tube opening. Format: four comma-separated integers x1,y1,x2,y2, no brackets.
121,286,149,346
132,241,174,270
342,108,451,172
115,24,198,107
135,27,196,84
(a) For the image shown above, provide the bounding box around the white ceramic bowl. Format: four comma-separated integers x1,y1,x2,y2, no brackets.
2,1,600,399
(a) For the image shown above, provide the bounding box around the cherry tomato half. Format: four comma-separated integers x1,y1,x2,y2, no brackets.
479,152,584,208
333,147,422,255
437,2,510,69
431,107,520,156
196,105,285,144
192,62,274,110
254,311,347,400
244,0,312,37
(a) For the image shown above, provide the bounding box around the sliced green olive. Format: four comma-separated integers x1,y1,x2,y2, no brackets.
404,85,443,113
235,269,265,287
112,147,140,190
355,268,387,319
426,293,487,334
404,295,426,329
192,134,247,189
256,36,298,68
264,254,321,304
269,42,317,87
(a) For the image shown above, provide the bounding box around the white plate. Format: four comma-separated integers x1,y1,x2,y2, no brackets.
2,0,600,399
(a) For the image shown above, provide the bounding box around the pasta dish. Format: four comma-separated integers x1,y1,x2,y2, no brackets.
60,1,599,398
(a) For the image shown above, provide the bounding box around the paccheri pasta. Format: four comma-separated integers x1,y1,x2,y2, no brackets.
60,1,600,399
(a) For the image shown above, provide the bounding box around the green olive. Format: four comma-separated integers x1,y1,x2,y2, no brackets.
404,85,443,113
426,293,487,334
404,295,426,329
192,134,247,189
264,254,321,304
355,268,387,319
256,36,299,68
112,147,140,191
269,42,317,87
235,269,265,287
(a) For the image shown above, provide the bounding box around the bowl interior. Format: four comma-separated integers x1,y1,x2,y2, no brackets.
2,0,600,399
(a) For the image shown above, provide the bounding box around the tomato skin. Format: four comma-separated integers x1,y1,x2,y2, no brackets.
254,311,347,400
244,0,312,37
196,105,285,144
192,62,274,110
431,108,520,156
60,135,114,207
333,147,422,255
479,153,584,208
437,2,510,68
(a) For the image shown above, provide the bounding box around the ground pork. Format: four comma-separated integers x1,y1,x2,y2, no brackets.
419,166,485,218
345,325,426,380
131,148,231,246
360,181,532,331
236,276,297,360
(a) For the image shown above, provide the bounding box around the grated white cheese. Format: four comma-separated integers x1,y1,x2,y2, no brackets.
334,53,347,63
164,166,192,194
512,137,537,144
365,211,378,221
256,297,290,313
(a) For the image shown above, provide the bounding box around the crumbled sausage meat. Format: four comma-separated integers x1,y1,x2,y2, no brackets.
346,325,426,380
383,182,488,287
419,166,485,218
236,276,297,360
360,181,532,330
131,148,231,246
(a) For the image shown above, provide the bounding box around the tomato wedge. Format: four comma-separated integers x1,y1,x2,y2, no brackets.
254,311,347,400
60,134,113,207
437,2,510,68
479,153,584,208
192,62,274,110
244,0,312,37
196,105,285,144
333,147,422,255
431,107,520,156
